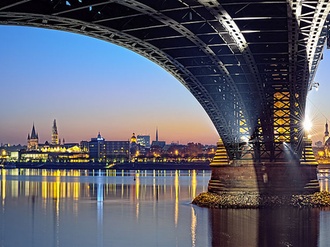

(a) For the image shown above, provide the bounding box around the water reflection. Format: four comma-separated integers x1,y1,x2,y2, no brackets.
0,169,206,202
1,169,330,247
209,176,330,247
210,208,320,247
0,169,210,247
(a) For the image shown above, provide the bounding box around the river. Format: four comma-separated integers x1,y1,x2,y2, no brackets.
0,169,330,247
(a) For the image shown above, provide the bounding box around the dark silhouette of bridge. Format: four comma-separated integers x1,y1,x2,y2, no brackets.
1,0,329,194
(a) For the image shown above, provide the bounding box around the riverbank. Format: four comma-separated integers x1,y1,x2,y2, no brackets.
112,162,211,170
4,161,211,170
192,191,330,208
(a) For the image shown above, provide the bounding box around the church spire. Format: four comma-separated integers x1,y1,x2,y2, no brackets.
156,127,158,142
52,119,59,145
30,123,38,139
27,123,39,150
325,121,329,137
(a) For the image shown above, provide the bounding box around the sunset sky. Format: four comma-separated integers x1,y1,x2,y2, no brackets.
0,25,329,146
0,25,219,145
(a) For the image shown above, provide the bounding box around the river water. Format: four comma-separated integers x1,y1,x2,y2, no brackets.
0,169,330,247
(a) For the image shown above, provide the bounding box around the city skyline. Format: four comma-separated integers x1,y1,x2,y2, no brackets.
1,25,330,146
18,119,208,146
1,25,218,145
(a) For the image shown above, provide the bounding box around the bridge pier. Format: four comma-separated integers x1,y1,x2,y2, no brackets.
208,139,319,196
208,163,319,195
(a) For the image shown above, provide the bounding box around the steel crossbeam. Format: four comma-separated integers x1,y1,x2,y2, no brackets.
0,0,329,162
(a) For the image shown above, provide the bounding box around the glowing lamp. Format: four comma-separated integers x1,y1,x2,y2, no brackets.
303,118,312,132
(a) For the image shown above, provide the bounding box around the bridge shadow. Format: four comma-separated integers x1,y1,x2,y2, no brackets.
210,207,320,247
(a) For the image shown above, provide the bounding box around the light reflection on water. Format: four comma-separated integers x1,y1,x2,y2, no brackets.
0,169,210,247
1,169,330,247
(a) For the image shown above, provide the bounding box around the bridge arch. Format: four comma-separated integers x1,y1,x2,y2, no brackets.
1,25,219,144
1,0,330,163
1,11,234,144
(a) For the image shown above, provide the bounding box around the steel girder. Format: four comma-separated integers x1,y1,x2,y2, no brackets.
0,0,329,161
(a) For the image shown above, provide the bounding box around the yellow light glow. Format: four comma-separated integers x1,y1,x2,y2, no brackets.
174,170,179,227
303,117,312,132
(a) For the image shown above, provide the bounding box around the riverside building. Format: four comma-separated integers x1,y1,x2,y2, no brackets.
88,132,129,163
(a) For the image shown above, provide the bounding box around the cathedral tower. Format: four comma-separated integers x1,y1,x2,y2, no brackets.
52,119,59,145
27,123,39,150
324,121,329,145
156,127,159,142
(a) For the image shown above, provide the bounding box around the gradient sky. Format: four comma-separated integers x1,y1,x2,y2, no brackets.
0,25,329,146
306,50,330,145
0,25,219,145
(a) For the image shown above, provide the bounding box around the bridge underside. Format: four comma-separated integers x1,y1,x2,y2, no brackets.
1,1,329,194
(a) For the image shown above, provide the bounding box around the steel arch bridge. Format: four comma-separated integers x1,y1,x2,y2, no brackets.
1,0,330,164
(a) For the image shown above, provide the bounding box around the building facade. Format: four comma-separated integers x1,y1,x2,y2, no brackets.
88,133,129,162
27,124,39,151
52,119,59,145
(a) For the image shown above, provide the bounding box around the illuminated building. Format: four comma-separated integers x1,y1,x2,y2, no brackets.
130,133,139,158
27,123,39,151
20,151,49,162
137,135,150,148
137,135,150,155
88,133,129,162
20,142,89,163
324,122,330,158
324,121,329,145
0,145,25,162
130,133,137,144
89,132,106,162
21,122,89,162
52,119,59,145
151,128,166,149
315,122,330,161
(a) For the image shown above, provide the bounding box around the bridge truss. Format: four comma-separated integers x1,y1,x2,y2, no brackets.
1,0,330,163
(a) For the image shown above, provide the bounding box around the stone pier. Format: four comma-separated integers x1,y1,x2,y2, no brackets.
207,139,319,196
208,162,319,195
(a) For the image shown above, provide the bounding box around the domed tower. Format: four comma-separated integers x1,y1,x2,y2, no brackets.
130,133,138,157
130,133,137,144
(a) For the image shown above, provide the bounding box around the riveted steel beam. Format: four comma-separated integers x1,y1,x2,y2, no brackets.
0,0,330,162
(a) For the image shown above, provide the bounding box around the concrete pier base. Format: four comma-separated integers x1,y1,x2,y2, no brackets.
208,162,319,195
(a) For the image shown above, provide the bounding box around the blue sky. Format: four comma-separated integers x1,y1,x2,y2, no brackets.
306,48,330,144
0,25,329,146
0,25,218,145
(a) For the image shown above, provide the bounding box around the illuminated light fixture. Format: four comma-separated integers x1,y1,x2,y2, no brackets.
309,81,319,91
303,117,312,132
241,136,249,143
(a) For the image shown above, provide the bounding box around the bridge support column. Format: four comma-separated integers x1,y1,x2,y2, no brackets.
208,139,319,196
210,139,230,166
208,139,230,191
300,136,320,191
208,162,319,195
300,137,318,165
